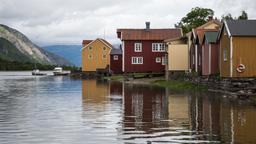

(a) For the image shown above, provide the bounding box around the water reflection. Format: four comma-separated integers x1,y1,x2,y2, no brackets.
0,74,256,144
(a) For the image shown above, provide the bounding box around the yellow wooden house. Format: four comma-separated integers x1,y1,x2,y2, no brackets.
82,38,112,72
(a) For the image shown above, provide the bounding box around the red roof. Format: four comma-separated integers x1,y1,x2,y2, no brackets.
117,29,182,41
82,40,93,46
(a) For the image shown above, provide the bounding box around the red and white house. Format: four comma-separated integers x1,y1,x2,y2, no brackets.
117,22,182,73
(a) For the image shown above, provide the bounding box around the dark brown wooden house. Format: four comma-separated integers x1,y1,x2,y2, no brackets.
202,31,219,76
110,48,122,74
219,20,256,78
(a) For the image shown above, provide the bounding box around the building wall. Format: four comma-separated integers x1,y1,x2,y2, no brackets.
202,43,219,76
220,28,231,77
232,37,256,77
82,39,111,72
123,40,166,73
203,23,221,29
168,44,188,71
110,54,122,74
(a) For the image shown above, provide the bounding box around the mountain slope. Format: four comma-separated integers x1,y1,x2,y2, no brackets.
43,45,81,66
0,24,73,66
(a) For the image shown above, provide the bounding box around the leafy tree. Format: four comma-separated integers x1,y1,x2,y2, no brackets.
175,7,214,34
222,10,248,21
238,10,248,20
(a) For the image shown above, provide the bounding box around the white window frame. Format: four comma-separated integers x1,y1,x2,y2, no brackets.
162,56,166,65
223,48,227,61
156,57,161,63
113,55,118,60
131,57,143,64
152,43,166,52
134,43,142,52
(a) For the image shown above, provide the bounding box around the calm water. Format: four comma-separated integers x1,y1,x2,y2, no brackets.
0,72,256,144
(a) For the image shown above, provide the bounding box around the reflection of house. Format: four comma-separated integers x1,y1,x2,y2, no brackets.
190,19,221,75
167,94,189,123
117,22,182,73
219,20,256,77
165,37,189,79
81,38,112,72
110,48,123,74
123,84,168,131
82,79,110,103
202,31,219,76
109,81,123,96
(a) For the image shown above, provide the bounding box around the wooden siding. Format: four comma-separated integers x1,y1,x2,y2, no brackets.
123,40,166,73
220,28,231,77
82,39,111,72
232,37,256,77
110,54,122,74
202,43,219,76
167,44,188,71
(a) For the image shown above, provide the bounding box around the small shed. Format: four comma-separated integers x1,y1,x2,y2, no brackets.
202,31,219,76
110,48,122,74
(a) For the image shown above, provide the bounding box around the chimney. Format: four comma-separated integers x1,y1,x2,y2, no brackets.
208,16,213,21
145,22,150,31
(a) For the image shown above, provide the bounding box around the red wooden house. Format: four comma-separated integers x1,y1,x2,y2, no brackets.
189,19,221,75
117,22,182,73
110,48,122,74
202,31,219,76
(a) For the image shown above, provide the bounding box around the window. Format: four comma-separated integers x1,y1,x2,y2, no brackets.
132,57,143,64
223,48,227,61
134,43,142,52
113,55,118,60
156,57,161,63
89,46,92,51
103,54,107,59
199,54,201,66
162,57,166,65
192,54,195,65
152,43,166,52
88,54,92,60
103,47,106,51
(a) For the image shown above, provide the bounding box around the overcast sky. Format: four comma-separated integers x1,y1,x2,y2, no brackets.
0,0,255,46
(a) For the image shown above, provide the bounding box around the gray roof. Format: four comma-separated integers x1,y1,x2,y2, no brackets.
110,48,122,55
226,20,256,36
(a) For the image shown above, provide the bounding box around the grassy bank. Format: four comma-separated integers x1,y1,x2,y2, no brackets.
152,80,207,91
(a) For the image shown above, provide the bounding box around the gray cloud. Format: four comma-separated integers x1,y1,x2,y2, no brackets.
0,0,255,46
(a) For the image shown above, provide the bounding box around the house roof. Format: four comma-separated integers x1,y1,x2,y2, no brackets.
196,19,222,29
204,31,219,43
117,28,182,41
195,29,218,44
225,20,256,36
110,48,122,55
82,38,113,50
82,40,93,46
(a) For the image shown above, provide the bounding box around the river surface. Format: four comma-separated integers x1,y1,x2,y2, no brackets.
0,72,255,144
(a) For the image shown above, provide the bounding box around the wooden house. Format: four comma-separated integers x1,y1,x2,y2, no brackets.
81,38,112,72
117,22,182,73
110,48,122,74
190,19,221,75
201,31,219,76
165,37,189,79
219,20,256,78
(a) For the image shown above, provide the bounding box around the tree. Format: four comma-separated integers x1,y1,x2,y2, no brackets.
221,13,234,21
238,10,248,20
175,7,214,34
222,10,248,21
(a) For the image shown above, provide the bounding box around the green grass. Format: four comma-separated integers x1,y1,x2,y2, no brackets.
152,80,207,91
104,75,124,81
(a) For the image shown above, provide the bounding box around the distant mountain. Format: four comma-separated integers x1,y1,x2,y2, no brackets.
0,24,73,66
43,45,82,66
